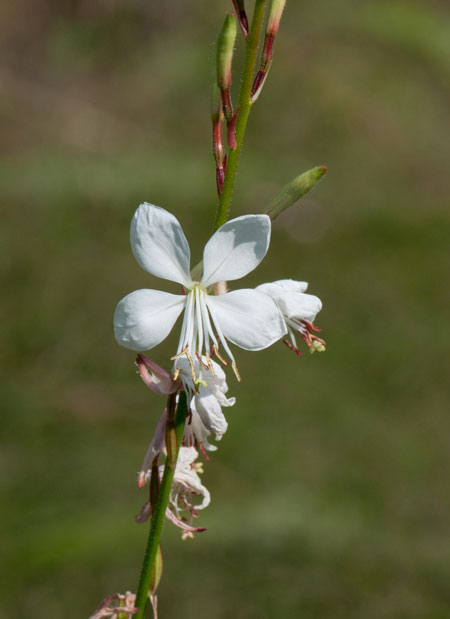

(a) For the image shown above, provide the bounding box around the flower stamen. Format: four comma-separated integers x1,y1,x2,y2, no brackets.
212,344,228,366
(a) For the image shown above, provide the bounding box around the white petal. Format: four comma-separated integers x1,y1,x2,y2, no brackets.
114,289,186,351
257,279,309,295
191,392,228,438
185,410,218,452
130,202,192,286
276,292,322,322
206,289,286,351
201,214,271,287
176,446,199,468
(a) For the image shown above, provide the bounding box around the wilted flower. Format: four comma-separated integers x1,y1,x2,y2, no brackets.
136,353,180,395
164,446,210,539
90,592,137,618
257,279,325,355
177,355,235,451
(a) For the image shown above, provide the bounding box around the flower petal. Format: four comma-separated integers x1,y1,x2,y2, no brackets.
276,292,322,322
191,391,228,439
201,214,271,287
206,289,286,351
130,202,192,286
114,289,185,351
257,279,309,295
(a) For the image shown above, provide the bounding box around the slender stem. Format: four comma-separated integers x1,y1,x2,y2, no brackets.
134,392,188,618
213,0,267,231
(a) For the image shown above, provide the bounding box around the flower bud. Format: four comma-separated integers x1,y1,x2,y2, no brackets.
267,0,287,36
150,545,163,595
216,13,237,93
210,82,222,125
232,0,249,37
250,0,287,102
165,425,178,469
265,166,327,220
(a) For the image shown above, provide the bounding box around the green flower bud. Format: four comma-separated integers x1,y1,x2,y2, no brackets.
267,0,287,36
264,166,327,220
216,13,237,92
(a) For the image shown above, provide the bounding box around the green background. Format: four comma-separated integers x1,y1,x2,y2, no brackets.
1,1,449,617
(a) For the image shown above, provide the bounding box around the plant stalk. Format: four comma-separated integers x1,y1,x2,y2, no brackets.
134,392,188,618
213,0,267,231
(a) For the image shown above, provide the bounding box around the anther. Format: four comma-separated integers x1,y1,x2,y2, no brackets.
205,352,215,375
185,349,197,383
232,362,241,382
196,352,210,371
171,346,189,361
212,344,228,366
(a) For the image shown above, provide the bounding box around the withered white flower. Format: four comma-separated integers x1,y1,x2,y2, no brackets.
257,279,325,355
163,446,210,539
114,203,286,380
177,355,235,450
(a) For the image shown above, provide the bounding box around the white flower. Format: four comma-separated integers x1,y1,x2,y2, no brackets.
177,356,235,451
257,279,326,355
163,446,210,538
114,203,286,380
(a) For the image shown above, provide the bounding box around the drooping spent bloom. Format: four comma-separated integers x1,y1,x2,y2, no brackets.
136,353,180,396
257,279,325,355
163,446,210,539
90,592,137,618
136,408,168,489
114,203,286,382
177,355,235,451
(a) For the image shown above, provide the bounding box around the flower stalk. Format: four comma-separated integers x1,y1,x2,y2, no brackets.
213,0,267,231
133,391,188,619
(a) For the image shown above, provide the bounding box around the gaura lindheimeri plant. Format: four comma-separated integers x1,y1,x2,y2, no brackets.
94,2,327,617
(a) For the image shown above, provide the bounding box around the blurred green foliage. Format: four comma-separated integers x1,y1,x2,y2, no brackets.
1,1,449,617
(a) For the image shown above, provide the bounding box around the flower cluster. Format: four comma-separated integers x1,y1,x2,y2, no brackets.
114,202,324,535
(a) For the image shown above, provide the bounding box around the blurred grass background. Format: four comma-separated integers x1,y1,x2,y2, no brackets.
1,0,450,617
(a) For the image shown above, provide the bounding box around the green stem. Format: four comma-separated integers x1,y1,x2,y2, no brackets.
213,0,267,231
134,392,188,618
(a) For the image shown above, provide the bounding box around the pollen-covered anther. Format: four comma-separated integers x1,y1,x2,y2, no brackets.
300,320,326,353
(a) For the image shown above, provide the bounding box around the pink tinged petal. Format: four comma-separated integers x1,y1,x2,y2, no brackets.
114,289,186,351
206,289,286,351
138,409,167,487
201,214,271,287
130,202,192,286
137,354,180,395
277,292,322,322
165,508,206,533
